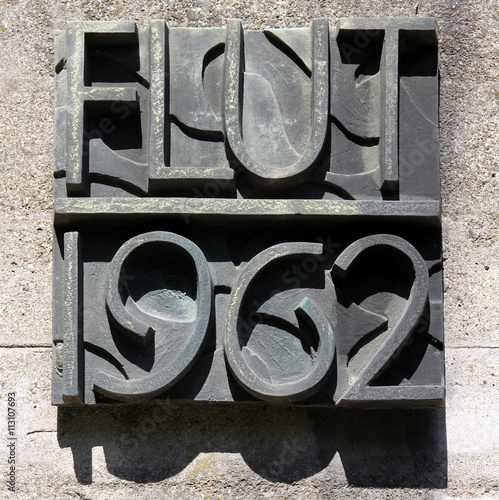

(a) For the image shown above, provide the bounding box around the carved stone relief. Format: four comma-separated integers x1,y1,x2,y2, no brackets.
52,18,443,407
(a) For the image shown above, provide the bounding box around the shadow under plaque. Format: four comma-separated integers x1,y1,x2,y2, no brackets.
57,404,447,488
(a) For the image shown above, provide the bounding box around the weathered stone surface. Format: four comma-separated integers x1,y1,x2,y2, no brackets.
52,19,443,407
52,18,439,200
3,347,499,496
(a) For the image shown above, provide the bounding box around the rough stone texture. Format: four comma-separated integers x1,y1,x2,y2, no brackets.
52,18,443,408
0,0,497,498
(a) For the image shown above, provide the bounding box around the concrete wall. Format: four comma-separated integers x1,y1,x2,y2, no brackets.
0,0,498,498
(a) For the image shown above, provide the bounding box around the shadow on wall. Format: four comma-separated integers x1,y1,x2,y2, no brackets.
57,404,447,488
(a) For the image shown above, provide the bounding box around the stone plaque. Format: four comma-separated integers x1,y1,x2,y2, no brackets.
52,18,443,407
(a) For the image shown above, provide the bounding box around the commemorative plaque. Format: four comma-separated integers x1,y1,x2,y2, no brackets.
52,18,443,407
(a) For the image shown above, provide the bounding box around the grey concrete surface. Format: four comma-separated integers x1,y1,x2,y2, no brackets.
0,0,498,498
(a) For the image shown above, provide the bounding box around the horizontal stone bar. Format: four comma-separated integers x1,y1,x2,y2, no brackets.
54,198,440,225
337,17,437,31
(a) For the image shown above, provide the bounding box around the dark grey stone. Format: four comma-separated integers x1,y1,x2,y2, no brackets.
52,18,442,408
